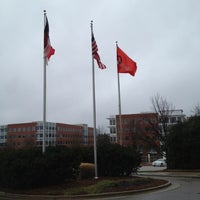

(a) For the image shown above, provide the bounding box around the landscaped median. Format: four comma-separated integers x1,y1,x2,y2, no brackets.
0,177,171,200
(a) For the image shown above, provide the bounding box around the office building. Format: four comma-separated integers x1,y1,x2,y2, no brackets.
0,121,94,149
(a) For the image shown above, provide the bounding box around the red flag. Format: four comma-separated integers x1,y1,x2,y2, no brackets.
91,33,106,69
117,46,137,76
44,16,55,61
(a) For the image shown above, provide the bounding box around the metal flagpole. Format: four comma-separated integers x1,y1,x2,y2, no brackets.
116,42,123,146
91,21,98,179
43,10,47,154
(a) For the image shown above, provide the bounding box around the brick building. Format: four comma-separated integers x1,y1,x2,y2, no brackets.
0,121,94,149
108,110,186,163
108,113,160,162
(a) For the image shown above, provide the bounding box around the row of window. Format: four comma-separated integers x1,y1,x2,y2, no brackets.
57,134,82,138
8,127,36,132
37,126,56,131
8,126,56,133
5,126,83,133
118,118,157,125
0,129,7,133
57,127,82,132
7,141,56,147
8,134,35,139
56,141,83,145
1,133,93,142
6,140,88,147
110,117,157,126
7,133,86,139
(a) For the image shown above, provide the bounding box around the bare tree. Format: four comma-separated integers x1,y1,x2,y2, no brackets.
150,93,175,157
98,125,107,135
192,104,200,116
127,94,175,160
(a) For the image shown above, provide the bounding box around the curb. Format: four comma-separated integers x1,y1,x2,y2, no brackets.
138,173,200,179
0,181,171,200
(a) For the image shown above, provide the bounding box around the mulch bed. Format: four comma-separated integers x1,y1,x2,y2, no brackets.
0,177,168,195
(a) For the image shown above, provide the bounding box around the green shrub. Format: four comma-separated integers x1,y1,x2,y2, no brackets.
0,147,80,189
0,143,141,189
97,143,141,177
166,116,200,169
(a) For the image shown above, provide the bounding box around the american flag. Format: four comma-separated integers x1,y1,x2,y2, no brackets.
44,15,55,62
91,33,106,69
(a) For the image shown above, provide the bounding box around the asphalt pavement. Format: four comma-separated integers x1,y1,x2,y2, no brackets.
138,165,200,178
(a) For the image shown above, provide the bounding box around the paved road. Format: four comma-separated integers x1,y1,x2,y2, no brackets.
99,176,200,200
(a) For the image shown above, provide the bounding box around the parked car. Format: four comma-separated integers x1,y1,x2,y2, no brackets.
152,159,166,167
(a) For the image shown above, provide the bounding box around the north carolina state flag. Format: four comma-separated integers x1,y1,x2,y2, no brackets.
117,46,137,76
44,15,55,61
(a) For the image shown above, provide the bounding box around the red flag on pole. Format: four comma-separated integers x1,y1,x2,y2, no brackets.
91,33,106,69
44,15,55,62
117,46,137,76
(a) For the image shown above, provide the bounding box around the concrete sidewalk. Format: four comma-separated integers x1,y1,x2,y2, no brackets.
138,166,200,178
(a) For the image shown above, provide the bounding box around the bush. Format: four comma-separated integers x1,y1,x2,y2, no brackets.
0,147,80,189
97,143,141,177
0,143,141,189
166,116,200,169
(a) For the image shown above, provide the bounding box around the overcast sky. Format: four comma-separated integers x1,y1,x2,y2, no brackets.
0,0,200,130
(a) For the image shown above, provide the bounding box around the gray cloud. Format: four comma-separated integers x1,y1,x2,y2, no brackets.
0,0,200,130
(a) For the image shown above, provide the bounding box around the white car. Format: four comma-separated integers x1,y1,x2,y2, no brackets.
152,159,166,167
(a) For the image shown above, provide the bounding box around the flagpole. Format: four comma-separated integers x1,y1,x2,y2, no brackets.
116,42,123,146
43,10,47,154
91,21,98,179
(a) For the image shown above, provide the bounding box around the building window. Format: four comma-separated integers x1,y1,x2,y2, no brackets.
124,119,129,124
110,127,116,134
177,117,182,122
170,117,176,123
110,119,115,125
125,136,129,140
